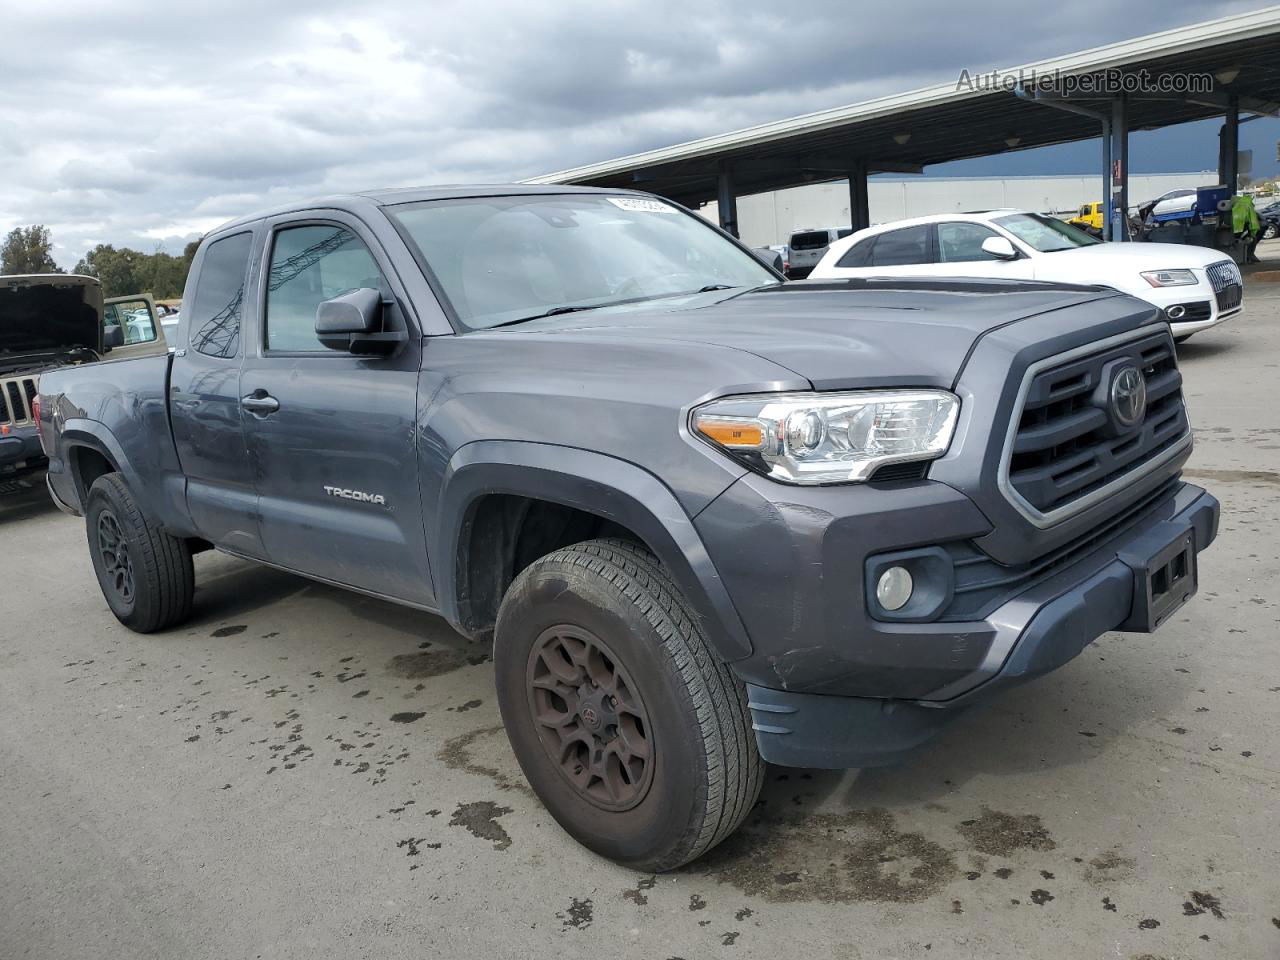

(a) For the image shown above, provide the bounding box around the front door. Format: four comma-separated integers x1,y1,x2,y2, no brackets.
926,221,1036,280
238,213,433,606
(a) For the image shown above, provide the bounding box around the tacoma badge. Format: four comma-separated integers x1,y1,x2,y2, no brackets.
324,486,386,505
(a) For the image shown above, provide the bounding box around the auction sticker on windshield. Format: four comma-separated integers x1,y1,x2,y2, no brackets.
608,196,679,213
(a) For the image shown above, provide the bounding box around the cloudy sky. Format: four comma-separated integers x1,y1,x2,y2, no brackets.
1,0,1272,267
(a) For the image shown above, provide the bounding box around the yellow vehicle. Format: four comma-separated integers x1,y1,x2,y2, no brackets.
1068,201,1104,232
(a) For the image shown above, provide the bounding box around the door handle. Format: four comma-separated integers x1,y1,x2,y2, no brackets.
240,392,280,415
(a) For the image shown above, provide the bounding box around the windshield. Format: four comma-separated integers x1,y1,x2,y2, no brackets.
387,194,777,330
993,213,1102,252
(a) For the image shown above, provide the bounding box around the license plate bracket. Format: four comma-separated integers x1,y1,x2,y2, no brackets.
1118,522,1197,632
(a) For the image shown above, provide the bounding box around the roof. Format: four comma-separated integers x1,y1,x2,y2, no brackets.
524,8,1280,206
210,183,642,235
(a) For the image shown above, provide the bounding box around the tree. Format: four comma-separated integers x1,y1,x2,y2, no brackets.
72,243,194,299
1,225,61,274
74,244,143,299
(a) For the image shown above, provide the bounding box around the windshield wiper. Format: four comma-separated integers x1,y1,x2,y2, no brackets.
489,285,751,330
489,298,647,329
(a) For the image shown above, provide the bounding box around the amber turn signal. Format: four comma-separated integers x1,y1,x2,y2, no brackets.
694,418,766,450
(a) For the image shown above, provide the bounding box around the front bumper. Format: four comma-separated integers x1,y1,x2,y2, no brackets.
1138,280,1241,337
0,425,46,477
735,483,1218,769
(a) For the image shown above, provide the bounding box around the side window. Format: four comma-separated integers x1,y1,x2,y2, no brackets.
869,225,930,267
1078,205,1090,218
836,237,875,268
104,298,157,345
190,232,253,359
265,225,386,352
937,222,1004,263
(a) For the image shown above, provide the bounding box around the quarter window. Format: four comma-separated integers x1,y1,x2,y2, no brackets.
265,225,386,352
835,238,874,268
190,232,253,359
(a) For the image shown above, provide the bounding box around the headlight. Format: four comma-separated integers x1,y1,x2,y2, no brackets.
691,389,959,484
1141,268,1198,287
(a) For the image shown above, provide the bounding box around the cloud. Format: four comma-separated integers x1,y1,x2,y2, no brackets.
0,0,1257,267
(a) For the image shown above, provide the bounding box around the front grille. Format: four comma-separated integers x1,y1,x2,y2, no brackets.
0,377,38,426
1004,330,1189,519
1206,259,1242,313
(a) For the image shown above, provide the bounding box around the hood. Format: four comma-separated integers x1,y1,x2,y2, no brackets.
1039,242,1231,269
500,279,1122,389
1,274,104,364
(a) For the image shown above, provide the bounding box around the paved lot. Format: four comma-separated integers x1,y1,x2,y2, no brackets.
3,282,1279,960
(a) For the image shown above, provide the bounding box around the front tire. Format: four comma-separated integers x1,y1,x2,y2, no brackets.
494,538,762,871
85,473,194,633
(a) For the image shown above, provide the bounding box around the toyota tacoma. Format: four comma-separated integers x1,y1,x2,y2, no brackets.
36,185,1219,871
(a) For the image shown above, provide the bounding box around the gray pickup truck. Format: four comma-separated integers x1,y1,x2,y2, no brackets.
36,185,1219,871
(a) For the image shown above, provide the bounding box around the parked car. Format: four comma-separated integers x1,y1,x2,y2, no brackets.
1256,198,1280,240
1,275,164,479
811,210,1243,342
1067,201,1104,235
1141,188,1198,224
37,185,1218,871
787,225,851,278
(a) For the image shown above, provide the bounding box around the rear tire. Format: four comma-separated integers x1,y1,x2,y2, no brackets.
85,473,194,633
494,538,762,871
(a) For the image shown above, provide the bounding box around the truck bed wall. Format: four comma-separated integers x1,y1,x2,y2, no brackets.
44,353,194,534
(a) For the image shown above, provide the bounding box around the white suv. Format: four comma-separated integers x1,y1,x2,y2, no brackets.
810,210,1242,342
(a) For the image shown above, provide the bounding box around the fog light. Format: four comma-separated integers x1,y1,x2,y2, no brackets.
876,566,913,611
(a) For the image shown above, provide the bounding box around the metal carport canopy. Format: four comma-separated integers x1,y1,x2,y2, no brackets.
524,8,1280,213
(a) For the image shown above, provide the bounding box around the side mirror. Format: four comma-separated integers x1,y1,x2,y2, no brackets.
316,287,405,355
982,236,1019,260
103,324,124,350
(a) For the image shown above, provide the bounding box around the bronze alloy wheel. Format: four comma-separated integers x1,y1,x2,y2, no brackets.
96,510,135,605
525,624,655,812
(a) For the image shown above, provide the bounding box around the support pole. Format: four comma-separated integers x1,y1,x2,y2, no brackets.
1219,94,1240,191
1101,115,1113,241
1109,95,1130,241
716,162,739,238
1015,86,1116,240
848,160,870,231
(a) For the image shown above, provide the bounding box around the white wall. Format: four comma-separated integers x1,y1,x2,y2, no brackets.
701,172,1218,247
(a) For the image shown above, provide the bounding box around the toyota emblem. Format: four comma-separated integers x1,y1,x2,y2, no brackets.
1110,365,1147,429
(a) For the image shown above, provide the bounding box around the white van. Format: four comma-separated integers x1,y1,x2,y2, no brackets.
786,226,852,278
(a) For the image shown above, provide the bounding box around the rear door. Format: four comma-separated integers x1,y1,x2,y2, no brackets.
169,230,265,556
851,224,937,278
238,212,431,605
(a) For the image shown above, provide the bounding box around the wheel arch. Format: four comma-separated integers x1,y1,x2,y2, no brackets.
435,441,752,663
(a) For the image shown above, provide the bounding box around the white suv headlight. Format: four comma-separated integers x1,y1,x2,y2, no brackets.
1141,268,1198,287
691,390,959,484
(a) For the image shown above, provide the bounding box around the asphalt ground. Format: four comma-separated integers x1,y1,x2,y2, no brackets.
2,273,1278,960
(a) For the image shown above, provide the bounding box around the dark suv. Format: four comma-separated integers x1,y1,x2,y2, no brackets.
36,185,1218,871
